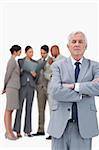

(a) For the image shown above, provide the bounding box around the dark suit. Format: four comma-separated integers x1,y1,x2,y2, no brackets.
13,58,36,134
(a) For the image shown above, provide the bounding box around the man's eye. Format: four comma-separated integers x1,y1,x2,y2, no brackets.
72,40,76,43
79,40,83,43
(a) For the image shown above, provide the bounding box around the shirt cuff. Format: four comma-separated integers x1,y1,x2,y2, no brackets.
75,83,80,92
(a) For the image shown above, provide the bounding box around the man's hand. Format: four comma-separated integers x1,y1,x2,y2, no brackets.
92,78,99,83
63,83,75,90
48,57,54,65
31,71,37,77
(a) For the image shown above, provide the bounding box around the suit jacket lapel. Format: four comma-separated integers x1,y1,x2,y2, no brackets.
78,57,90,82
66,57,90,83
66,57,75,82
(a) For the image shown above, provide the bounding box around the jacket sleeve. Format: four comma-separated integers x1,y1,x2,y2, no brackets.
50,63,82,102
4,59,16,90
79,62,99,96
18,59,31,75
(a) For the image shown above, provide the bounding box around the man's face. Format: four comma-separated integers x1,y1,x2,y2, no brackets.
67,33,87,58
40,49,48,59
26,48,33,59
51,47,59,57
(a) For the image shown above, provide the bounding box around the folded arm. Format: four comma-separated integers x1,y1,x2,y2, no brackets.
79,81,99,96
50,63,82,102
78,63,99,96
63,62,99,97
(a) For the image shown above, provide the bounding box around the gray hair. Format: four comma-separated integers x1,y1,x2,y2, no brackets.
67,31,87,46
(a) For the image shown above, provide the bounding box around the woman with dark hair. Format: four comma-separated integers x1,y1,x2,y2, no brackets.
13,46,37,138
2,45,21,140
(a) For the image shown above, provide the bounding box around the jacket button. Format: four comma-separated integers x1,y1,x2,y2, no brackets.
68,108,70,111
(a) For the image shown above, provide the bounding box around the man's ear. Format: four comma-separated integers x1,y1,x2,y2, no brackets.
85,44,87,50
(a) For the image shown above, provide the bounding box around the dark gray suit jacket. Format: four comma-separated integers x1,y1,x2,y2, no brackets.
18,58,37,88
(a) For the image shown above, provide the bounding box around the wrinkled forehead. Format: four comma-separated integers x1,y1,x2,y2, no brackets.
68,32,87,43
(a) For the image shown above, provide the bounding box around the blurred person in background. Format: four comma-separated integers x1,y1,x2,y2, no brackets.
45,45,65,140
13,46,37,138
33,45,51,136
2,45,21,140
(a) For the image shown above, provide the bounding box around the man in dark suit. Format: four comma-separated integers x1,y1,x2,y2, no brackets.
13,46,37,138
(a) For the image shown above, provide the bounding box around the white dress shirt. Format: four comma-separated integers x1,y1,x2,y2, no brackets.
70,56,83,92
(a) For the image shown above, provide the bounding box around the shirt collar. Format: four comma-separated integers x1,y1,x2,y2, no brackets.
70,56,83,66
41,55,49,61
53,54,60,61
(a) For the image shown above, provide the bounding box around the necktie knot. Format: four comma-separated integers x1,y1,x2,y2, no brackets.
74,61,81,66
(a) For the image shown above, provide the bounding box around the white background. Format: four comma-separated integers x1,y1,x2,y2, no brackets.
0,0,99,150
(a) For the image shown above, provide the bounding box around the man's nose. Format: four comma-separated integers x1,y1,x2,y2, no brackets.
75,41,79,46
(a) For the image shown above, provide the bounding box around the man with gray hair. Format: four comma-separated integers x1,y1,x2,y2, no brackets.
47,31,99,150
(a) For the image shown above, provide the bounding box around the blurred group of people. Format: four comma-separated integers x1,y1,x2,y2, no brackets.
2,44,64,140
